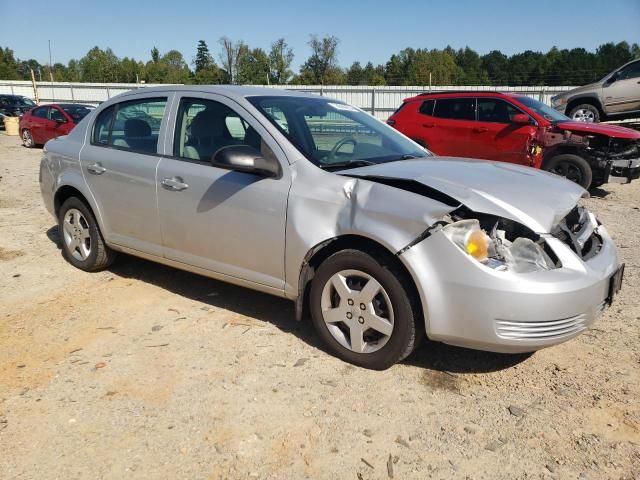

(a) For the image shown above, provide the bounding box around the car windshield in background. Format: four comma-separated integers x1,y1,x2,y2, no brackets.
61,105,91,122
16,96,36,107
248,96,428,169
516,95,569,122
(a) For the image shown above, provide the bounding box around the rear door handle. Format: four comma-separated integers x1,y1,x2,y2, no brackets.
161,177,189,191
87,163,106,175
422,123,435,128
473,127,488,133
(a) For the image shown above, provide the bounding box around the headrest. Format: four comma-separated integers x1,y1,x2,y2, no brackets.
190,109,225,138
124,118,151,137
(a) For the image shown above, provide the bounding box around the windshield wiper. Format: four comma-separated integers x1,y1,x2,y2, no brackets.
318,160,377,170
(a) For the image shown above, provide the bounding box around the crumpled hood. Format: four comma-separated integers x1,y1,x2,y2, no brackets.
553,120,640,139
343,157,587,233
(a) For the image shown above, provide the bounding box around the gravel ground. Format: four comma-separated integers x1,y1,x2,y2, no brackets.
0,133,638,480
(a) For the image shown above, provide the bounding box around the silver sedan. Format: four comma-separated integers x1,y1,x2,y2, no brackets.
39,86,623,369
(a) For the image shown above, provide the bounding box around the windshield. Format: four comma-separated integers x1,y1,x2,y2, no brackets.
61,105,91,123
11,96,36,107
516,95,569,122
248,96,429,169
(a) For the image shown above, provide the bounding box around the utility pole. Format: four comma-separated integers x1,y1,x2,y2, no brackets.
48,40,54,82
30,68,40,104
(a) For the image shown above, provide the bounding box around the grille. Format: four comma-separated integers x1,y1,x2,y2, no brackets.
554,206,602,260
496,315,588,340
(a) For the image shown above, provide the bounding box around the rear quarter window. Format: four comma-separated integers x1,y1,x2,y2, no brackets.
418,100,435,116
93,106,115,145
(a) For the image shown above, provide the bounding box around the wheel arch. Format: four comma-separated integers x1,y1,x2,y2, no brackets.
295,234,424,325
566,95,603,116
53,182,107,237
541,145,587,169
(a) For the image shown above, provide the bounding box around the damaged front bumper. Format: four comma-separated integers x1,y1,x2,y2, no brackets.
608,158,640,184
399,223,620,353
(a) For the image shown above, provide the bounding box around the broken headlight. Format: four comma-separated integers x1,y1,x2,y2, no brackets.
442,219,555,273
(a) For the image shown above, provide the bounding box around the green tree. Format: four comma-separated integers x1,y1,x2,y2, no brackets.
237,47,270,84
0,47,20,80
299,35,340,84
481,50,509,85
268,38,294,84
346,61,364,85
79,47,121,82
454,47,488,85
194,40,213,73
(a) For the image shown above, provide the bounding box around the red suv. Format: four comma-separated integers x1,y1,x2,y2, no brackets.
388,91,640,189
19,103,92,148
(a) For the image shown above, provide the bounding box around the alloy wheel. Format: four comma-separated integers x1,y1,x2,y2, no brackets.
571,108,595,123
320,269,394,354
62,208,92,261
551,161,583,185
22,130,33,147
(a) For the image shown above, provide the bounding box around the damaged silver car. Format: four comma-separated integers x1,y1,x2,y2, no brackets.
39,86,624,370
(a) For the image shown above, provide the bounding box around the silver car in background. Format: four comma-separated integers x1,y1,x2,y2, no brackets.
39,86,623,370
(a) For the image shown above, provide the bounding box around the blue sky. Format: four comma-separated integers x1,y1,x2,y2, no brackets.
3,0,639,69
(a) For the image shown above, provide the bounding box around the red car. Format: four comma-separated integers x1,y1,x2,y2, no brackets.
388,91,640,189
19,103,92,148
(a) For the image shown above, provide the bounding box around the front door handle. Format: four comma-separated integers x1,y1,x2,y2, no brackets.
473,127,488,133
422,123,435,128
87,163,106,175
161,177,189,191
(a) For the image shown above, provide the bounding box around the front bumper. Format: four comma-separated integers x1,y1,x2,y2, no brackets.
608,158,640,184
400,225,619,353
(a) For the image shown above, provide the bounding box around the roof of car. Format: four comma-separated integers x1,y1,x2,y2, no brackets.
116,85,323,100
407,91,520,101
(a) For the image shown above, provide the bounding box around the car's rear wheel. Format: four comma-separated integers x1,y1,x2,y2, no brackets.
544,154,593,189
21,129,34,148
309,249,420,370
568,104,600,123
58,197,116,271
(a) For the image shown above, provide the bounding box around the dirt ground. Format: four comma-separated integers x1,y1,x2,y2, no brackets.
0,132,638,480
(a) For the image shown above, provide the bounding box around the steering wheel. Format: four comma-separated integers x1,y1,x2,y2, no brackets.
326,136,358,163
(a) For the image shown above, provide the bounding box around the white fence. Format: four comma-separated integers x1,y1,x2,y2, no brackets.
0,80,575,120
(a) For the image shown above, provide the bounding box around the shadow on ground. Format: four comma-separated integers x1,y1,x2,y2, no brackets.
46,225,531,374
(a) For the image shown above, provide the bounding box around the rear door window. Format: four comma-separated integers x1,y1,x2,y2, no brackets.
49,108,66,122
92,98,167,153
433,98,476,120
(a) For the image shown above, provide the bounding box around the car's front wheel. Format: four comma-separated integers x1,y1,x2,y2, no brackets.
309,249,421,370
58,197,116,271
544,154,593,189
21,129,35,148
568,103,600,123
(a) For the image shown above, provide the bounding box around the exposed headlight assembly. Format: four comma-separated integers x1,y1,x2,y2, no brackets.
442,219,555,273
551,96,567,108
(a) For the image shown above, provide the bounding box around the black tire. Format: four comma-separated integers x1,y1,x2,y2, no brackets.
58,197,116,271
309,249,421,370
568,103,601,123
21,129,35,148
544,154,593,189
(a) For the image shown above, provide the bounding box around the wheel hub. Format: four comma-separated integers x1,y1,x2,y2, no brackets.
320,269,394,354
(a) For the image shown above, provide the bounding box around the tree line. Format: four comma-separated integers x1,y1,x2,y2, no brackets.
1,37,638,86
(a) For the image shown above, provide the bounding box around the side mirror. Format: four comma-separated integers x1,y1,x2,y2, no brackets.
511,113,530,124
211,145,280,178
605,71,619,86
